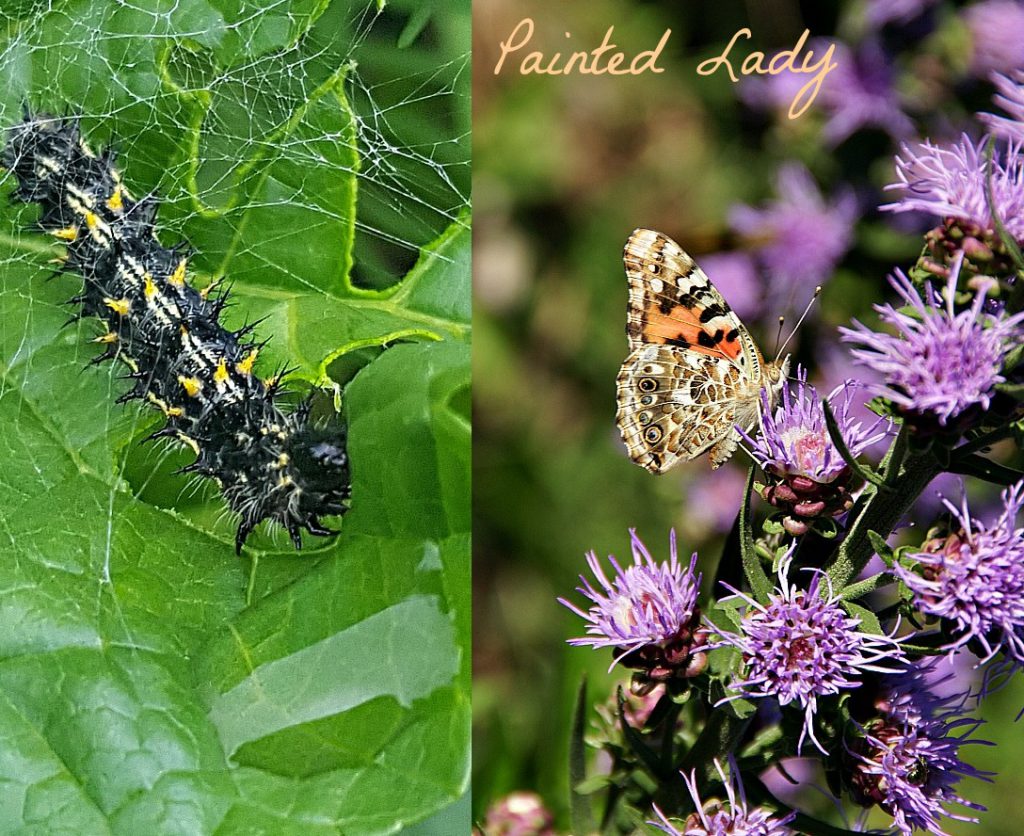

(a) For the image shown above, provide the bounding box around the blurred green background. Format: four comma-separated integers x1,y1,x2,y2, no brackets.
472,0,1024,832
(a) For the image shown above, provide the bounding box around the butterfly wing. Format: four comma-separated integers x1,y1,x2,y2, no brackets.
617,228,768,472
616,344,760,472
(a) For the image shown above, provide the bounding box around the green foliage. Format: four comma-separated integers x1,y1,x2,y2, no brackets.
0,0,469,832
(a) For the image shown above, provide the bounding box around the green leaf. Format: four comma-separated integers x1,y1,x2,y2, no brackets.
948,452,1024,486
984,136,1024,274
0,2,470,832
867,530,895,566
739,467,773,605
569,677,595,836
822,399,886,488
841,600,884,637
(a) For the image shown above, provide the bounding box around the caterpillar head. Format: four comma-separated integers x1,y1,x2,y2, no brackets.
233,423,351,554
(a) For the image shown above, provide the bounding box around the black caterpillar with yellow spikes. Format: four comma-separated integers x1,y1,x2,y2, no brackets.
3,113,351,552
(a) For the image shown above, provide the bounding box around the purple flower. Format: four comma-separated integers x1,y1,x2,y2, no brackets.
696,251,763,321
964,0,1024,79
881,134,1024,242
980,71,1024,144
840,255,1024,427
650,760,796,836
742,368,891,534
818,40,915,146
848,660,991,835
715,553,907,753
559,530,707,676
744,368,891,485
730,164,857,295
866,0,939,28
895,482,1024,668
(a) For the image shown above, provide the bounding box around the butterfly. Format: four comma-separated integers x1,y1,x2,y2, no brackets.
615,228,789,473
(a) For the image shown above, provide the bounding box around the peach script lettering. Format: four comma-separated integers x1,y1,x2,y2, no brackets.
494,18,671,76
696,28,837,119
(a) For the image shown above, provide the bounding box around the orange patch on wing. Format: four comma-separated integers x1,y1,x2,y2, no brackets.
643,304,743,360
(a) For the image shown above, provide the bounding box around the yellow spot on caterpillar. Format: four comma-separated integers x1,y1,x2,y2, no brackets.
262,375,279,390
213,358,230,385
169,259,187,288
144,272,157,299
177,433,200,455
93,332,118,344
236,349,258,376
53,227,78,242
178,375,202,398
179,324,189,338
83,211,98,230
277,474,294,488
106,186,123,212
123,357,139,373
104,297,130,316
146,392,184,418
273,453,290,469
199,279,220,300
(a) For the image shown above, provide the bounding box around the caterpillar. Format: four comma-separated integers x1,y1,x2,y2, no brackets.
2,113,351,552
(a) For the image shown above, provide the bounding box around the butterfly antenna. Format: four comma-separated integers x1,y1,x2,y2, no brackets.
774,285,821,363
771,315,785,357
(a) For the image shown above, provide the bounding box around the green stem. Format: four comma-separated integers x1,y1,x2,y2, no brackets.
827,450,942,592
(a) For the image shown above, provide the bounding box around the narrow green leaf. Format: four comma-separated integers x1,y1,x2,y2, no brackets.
841,600,884,636
569,676,595,836
822,399,886,488
949,452,1024,486
739,466,773,604
985,136,1024,273
867,530,895,564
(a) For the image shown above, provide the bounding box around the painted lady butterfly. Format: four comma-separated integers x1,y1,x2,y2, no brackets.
3,113,351,552
615,228,789,472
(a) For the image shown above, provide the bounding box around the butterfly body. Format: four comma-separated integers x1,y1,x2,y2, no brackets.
615,228,789,473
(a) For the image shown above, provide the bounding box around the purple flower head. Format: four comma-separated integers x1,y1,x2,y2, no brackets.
848,660,991,835
730,163,857,296
881,134,1024,242
840,255,1024,428
818,40,915,146
866,0,939,28
715,552,907,753
650,760,796,836
744,367,891,485
559,530,707,675
964,0,1024,79
979,71,1024,144
895,481,1024,669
